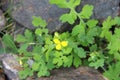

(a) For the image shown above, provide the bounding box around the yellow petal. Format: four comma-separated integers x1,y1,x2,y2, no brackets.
19,60,23,65
61,41,68,47
53,38,60,44
56,44,62,50
54,32,59,37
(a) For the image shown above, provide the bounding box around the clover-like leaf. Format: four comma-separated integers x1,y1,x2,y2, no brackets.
60,12,77,24
32,16,47,27
79,5,94,19
87,19,98,28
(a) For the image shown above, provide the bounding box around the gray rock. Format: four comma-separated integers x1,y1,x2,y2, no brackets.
1,54,22,80
77,0,120,19
0,9,6,30
0,54,108,80
1,0,120,33
27,67,108,80
1,0,68,33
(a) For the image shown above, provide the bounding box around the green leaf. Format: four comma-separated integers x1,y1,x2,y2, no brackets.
73,55,82,67
108,28,120,54
42,29,48,35
47,60,55,70
18,43,29,53
53,52,63,67
114,28,120,37
60,32,70,39
49,0,67,8
114,17,120,25
63,55,73,67
86,27,98,44
88,52,105,69
57,58,63,67
67,0,81,8
35,28,42,35
33,45,42,53
72,22,85,36
33,54,41,61
74,47,86,58
100,16,114,41
62,56,68,64
32,16,47,27
37,66,49,77
89,59,104,69
90,44,97,52
63,47,72,55
15,34,27,43
79,5,94,19
87,19,98,28
32,62,40,71
2,34,18,53
60,12,77,24
19,68,33,79
114,52,120,61
49,0,81,9
72,0,81,8
104,61,120,80
25,29,34,42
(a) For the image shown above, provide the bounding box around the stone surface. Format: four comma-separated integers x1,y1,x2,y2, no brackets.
0,9,6,30
27,67,108,80
0,54,108,80
1,54,22,80
1,0,120,33
1,0,68,33
77,0,120,19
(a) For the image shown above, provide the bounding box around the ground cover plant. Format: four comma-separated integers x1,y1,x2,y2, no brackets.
1,0,120,80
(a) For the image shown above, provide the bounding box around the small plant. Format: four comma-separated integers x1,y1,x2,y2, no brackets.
17,0,96,79
104,61,120,80
2,0,120,80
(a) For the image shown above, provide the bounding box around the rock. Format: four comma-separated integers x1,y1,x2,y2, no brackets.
1,0,120,32
28,67,108,80
0,54,108,80
1,54,22,80
1,0,120,33
0,9,6,30
1,0,68,33
76,0,120,19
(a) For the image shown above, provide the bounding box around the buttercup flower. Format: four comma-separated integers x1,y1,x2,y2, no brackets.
53,38,60,44
53,38,68,50
56,44,62,50
61,41,68,47
19,60,23,66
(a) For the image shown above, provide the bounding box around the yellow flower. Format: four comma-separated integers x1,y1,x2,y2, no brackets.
56,44,62,50
61,41,68,47
19,60,23,65
53,38,60,44
53,38,68,50
54,32,59,37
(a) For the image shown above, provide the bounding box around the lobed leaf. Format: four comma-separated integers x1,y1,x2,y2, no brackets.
32,16,47,27
79,5,94,19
